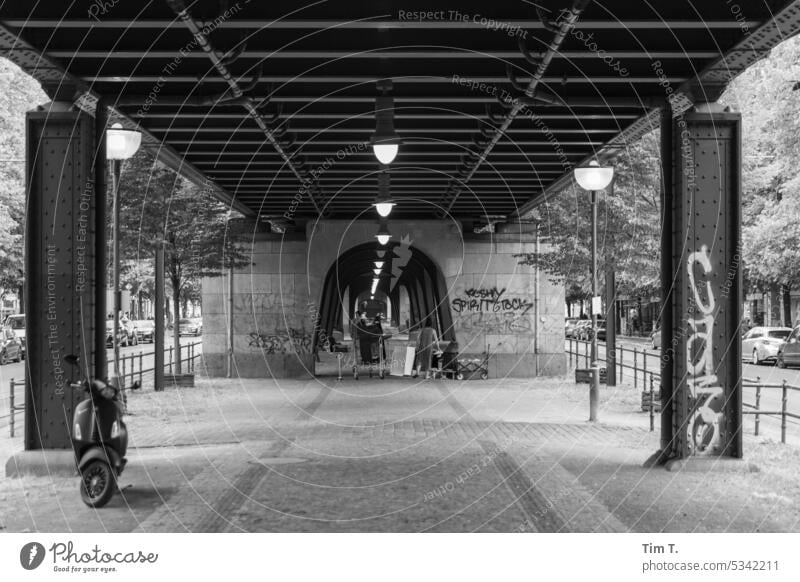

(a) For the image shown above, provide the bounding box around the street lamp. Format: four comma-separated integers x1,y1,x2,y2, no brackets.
574,160,614,422
107,123,141,391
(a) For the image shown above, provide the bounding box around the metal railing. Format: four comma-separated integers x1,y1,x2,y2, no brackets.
566,339,800,443
0,378,25,437
742,377,800,444
115,341,202,388
2,341,202,437
566,337,660,390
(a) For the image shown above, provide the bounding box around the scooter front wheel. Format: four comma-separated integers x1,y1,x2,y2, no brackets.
80,460,116,508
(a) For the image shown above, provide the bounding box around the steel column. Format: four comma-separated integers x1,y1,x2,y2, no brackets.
24,108,96,450
656,105,676,462
670,107,742,458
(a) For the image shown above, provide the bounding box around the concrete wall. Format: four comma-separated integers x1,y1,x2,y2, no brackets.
447,235,566,377
202,221,565,378
202,238,315,378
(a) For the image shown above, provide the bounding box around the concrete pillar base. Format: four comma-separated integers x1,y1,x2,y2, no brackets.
5,449,77,478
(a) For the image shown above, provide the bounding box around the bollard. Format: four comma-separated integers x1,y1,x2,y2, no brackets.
619,347,624,382
122,354,127,386
9,378,14,438
781,380,788,444
649,374,654,432
755,383,761,436
633,348,638,390
169,346,173,374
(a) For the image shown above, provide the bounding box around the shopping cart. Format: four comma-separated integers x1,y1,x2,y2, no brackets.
353,333,387,380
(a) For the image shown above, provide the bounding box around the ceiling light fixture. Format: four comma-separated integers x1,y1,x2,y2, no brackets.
373,171,395,217
371,81,400,165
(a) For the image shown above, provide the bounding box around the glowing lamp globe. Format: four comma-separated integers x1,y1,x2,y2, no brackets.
574,160,614,191
106,123,142,160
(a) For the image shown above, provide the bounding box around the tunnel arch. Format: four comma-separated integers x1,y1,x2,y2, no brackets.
316,241,455,348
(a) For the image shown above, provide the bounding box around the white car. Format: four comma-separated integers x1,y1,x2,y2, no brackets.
742,326,792,365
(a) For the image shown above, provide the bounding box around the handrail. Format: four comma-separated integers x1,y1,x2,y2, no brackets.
565,338,799,444
3,341,203,437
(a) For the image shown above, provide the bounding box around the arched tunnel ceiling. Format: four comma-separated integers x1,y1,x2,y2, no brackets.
1,1,799,220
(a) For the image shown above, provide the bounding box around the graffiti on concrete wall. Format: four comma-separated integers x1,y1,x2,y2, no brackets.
452,287,533,316
458,312,533,335
389,234,414,292
686,245,724,454
248,328,312,354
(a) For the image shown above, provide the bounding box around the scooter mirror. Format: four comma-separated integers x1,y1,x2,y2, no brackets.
131,381,141,391
65,354,79,366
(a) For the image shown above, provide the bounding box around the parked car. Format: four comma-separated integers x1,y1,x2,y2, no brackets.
178,318,202,336
650,327,662,350
0,327,23,365
596,320,607,342
133,320,155,343
4,313,25,359
776,326,800,368
743,326,791,365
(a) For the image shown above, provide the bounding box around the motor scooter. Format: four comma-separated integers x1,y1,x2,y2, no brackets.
65,354,139,507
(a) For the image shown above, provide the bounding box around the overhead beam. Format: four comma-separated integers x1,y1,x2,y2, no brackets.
89,75,687,84
163,0,325,215
514,0,800,216
3,19,762,30
49,50,724,60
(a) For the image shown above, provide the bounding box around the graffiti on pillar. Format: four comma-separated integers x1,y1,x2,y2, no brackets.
248,328,312,354
458,312,533,334
685,245,725,454
389,234,414,292
452,287,533,315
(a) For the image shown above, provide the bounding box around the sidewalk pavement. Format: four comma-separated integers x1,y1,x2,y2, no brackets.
1,365,799,533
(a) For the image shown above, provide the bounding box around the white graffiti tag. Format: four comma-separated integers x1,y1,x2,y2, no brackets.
686,245,725,453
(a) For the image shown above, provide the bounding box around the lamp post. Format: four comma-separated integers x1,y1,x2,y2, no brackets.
574,160,614,422
106,123,141,391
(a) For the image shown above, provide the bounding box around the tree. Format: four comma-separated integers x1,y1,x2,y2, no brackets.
518,131,662,304
116,150,248,372
719,34,800,323
0,57,48,308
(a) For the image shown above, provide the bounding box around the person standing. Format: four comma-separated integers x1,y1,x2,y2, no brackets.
415,317,439,379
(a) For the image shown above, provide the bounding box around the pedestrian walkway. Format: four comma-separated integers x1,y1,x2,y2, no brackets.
1,373,799,533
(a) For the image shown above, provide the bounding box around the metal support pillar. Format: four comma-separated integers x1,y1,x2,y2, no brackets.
605,269,617,386
94,100,108,382
664,104,743,460
24,107,96,449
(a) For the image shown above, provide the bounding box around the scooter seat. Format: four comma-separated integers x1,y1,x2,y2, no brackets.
92,379,108,391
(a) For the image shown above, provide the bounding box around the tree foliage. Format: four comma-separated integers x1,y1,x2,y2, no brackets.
115,150,248,318
0,58,48,300
518,131,662,299
720,34,800,291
